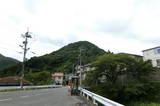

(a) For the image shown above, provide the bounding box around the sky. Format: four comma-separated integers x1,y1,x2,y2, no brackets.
0,0,160,61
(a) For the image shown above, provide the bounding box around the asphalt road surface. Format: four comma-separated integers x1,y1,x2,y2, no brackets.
0,87,87,106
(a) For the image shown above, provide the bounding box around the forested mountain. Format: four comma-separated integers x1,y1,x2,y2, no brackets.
0,41,107,77
0,54,19,71
27,41,106,73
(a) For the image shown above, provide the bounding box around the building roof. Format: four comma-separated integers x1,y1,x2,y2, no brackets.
0,76,31,86
142,46,160,52
52,72,64,77
118,53,143,57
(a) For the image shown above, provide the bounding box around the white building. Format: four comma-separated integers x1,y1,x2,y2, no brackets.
143,46,160,67
52,72,64,85
76,64,95,81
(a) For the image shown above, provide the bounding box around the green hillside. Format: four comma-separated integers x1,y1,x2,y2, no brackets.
26,41,106,73
0,54,19,71
0,41,107,77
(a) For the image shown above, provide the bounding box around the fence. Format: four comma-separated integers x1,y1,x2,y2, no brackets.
79,87,124,106
0,85,62,90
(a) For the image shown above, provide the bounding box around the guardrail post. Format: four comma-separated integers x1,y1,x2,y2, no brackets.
83,92,85,96
87,95,89,100
81,90,83,95
80,88,124,106
93,99,98,106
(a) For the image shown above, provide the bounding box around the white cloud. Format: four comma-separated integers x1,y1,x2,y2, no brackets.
0,0,160,61
130,1,160,39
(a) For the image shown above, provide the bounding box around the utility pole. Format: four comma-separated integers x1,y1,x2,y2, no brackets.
72,64,74,76
19,29,32,88
79,48,83,86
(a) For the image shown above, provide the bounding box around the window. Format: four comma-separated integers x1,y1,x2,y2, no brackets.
154,49,160,54
156,59,160,66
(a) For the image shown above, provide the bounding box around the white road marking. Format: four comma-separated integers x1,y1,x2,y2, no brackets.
0,91,54,102
34,92,51,96
0,98,12,102
21,95,30,98
34,94,42,96
21,93,44,98
19,92,53,99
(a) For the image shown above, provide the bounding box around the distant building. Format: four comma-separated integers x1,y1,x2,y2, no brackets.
0,76,31,86
143,46,160,82
143,46,160,67
76,64,110,84
118,53,143,60
76,53,143,84
52,72,64,85
76,64,95,81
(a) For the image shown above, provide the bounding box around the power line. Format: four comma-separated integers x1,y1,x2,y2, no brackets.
0,45,37,59
0,46,20,53
0,42,18,47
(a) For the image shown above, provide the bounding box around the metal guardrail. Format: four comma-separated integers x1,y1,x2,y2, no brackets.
0,85,62,90
79,87,124,106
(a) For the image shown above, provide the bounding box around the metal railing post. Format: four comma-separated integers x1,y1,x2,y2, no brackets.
93,99,98,106
80,88,124,106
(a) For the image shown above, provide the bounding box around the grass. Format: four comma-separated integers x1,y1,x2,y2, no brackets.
128,102,160,106
96,102,160,106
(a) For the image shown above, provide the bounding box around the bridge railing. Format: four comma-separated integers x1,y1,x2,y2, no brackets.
79,87,124,106
0,85,62,90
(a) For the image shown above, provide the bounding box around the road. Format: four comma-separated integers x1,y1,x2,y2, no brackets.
0,87,87,106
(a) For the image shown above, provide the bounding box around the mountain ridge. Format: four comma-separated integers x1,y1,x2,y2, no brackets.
0,41,107,77
0,54,19,71
26,41,106,73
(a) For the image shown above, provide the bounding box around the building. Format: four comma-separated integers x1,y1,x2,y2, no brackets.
52,72,64,85
143,46,160,82
118,53,143,60
76,53,143,84
143,46,160,67
0,76,31,86
76,64,95,81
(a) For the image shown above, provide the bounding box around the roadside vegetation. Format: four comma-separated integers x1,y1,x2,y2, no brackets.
25,71,52,85
128,102,160,106
83,54,160,105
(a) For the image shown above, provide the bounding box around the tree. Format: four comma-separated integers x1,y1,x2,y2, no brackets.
84,54,159,104
25,71,52,85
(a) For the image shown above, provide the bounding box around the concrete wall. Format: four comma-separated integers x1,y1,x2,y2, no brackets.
143,47,160,67
54,76,63,85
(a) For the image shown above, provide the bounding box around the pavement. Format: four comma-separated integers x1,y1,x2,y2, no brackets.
0,87,88,106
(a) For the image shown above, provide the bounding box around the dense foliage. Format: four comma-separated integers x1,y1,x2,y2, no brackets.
25,71,52,85
26,41,106,74
0,54,19,71
84,54,160,105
